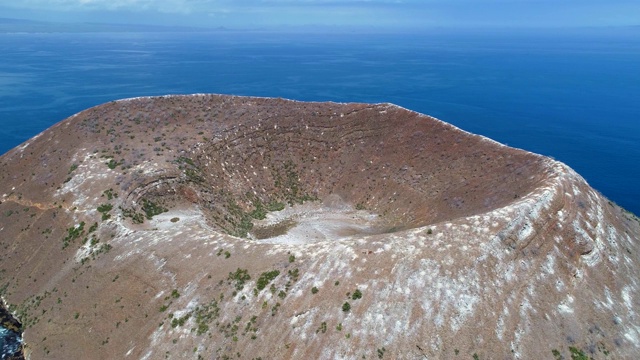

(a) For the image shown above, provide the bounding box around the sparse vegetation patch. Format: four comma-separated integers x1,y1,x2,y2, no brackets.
228,268,251,291
106,159,122,170
97,203,113,221
256,270,279,292
141,199,167,219
121,207,145,224
62,222,85,249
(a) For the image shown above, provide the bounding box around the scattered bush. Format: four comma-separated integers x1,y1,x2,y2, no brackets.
342,302,351,312
106,159,121,170
287,268,299,281
62,222,85,249
87,222,98,233
142,199,167,220
256,270,280,291
316,321,327,334
228,268,251,291
267,201,285,212
102,189,117,200
121,207,145,224
569,347,589,360
97,203,113,221
171,314,190,328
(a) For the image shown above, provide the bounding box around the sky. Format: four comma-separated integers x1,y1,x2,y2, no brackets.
1,0,639,30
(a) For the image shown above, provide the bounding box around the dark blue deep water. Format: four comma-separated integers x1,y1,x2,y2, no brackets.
0,29,638,217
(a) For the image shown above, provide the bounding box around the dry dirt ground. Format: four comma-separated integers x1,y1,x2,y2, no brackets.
0,94,639,359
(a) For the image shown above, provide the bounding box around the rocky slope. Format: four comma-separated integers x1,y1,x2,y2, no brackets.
0,94,639,359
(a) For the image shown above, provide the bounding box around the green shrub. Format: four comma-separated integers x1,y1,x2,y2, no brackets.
342,302,351,312
193,300,220,335
97,204,113,221
103,189,117,200
171,314,190,328
228,268,251,291
87,222,98,233
121,207,145,224
249,197,267,220
142,199,167,220
287,268,299,281
569,347,589,360
62,222,85,249
267,201,285,212
106,159,121,169
316,322,327,334
256,270,280,291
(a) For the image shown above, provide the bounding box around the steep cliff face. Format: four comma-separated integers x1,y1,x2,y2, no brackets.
0,94,638,359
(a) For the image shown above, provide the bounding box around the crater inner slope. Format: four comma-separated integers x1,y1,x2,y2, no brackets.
64,94,550,241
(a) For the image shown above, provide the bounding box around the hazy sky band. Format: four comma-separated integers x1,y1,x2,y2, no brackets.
2,1,639,29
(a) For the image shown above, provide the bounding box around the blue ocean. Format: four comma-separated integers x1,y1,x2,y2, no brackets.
0,29,639,220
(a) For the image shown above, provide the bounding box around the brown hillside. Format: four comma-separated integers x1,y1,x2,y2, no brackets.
0,94,639,359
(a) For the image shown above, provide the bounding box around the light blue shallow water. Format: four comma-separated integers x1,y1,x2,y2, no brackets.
0,30,638,210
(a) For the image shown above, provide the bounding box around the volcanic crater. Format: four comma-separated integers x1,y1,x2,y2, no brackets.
114,94,548,243
0,94,639,359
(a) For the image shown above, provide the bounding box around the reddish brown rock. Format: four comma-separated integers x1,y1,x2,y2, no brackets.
0,94,638,359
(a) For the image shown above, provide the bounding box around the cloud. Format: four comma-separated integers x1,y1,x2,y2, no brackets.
7,0,412,12
4,0,640,28
15,0,195,13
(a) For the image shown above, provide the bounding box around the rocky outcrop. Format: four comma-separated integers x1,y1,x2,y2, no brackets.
0,94,638,359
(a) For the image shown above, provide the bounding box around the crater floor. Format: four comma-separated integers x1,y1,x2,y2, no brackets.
250,195,391,244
